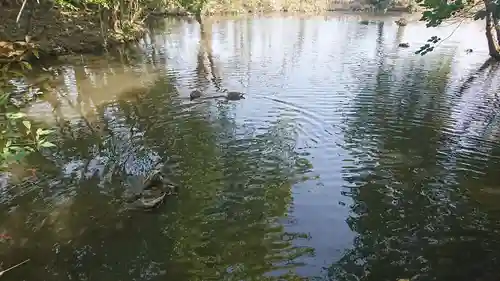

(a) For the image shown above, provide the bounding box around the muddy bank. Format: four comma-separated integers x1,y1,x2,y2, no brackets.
0,4,144,62
0,2,412,62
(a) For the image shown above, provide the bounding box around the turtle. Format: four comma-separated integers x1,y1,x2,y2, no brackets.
225,91,245,100
189,90,246,101
190,90,202,100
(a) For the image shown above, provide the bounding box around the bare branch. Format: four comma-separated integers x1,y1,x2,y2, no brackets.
16,0,28,23
0,259,30,277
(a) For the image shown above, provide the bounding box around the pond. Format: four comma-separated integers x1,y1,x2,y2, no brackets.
2,12,500,281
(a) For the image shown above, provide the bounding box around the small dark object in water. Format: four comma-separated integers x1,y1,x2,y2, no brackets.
466,48,473,54
398,43,410,48
123,168,178,211
189,91,245,101
190,90,202,100
359,20,370,25
226,91,245,100
395,17,408,26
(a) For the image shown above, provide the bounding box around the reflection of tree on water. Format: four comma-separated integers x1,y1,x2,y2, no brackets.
127,73,314,279
193,19,225,94
395,25,404,45
327,46,500,281
0,59,314,280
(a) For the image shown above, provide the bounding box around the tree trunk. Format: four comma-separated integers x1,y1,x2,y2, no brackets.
484,0,500,60
488,0,500,45
493,16,500,44
195,12,203,26
485,14,500,59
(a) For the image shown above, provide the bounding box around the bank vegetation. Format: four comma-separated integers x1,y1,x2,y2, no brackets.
0,0,416,63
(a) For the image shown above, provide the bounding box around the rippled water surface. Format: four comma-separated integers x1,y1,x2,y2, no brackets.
2,13,500,281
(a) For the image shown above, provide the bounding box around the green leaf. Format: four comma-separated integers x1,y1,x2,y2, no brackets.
37,129,55,136
32,49,40,59
13,150,27,163
0,93,9,105
21,61,32,70
39,141,56,148
6,112,26,119
4,132,23,138
2,147,11,158
8,146,24,151
22,120,31,131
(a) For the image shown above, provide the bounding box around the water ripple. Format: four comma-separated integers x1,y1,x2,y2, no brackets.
4,14,500,281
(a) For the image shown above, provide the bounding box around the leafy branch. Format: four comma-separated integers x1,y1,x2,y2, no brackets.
0,59,56,170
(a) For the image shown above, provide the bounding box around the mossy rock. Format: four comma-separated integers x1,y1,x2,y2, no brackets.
122,168,177,211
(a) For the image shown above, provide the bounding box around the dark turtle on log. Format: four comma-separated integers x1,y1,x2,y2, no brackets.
123,166,178,211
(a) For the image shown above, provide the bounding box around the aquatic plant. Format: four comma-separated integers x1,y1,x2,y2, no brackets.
0,54,55,170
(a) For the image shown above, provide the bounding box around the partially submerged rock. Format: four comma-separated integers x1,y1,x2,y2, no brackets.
123,167,177,211
125,186,168,210
395,17,408,26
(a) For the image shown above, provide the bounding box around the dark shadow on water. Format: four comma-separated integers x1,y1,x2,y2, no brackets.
326,35,500,281
0,55,315,280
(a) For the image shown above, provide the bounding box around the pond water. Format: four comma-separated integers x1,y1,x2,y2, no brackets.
2,12,500,281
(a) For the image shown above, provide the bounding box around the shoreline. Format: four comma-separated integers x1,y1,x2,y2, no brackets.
148,6,413,17
0,5,414,64
0,4,145,64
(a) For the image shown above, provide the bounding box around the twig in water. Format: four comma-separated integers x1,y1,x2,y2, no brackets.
0,259,30,277
16,0,28,23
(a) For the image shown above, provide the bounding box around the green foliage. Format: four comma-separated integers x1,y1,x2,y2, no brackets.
415,35,441,55
417,0,467,27
51,0,111,9
0,61,56,170
53,0,81,10
414,0,482,55
84,0,114,9
178,0,207,14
